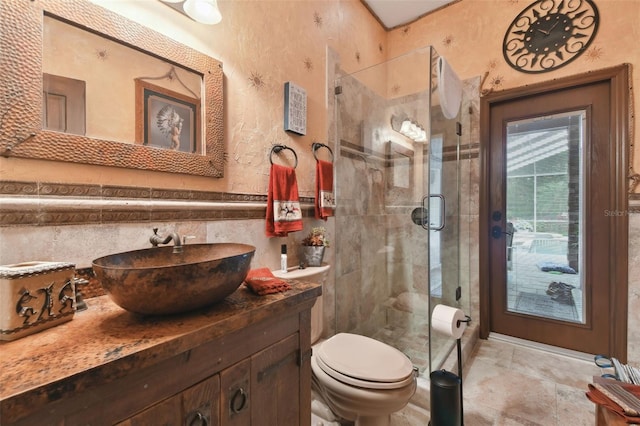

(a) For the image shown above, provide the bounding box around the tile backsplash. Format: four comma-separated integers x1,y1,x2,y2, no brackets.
0,180,331,272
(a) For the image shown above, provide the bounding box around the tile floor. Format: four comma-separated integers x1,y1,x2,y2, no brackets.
391,337,603,425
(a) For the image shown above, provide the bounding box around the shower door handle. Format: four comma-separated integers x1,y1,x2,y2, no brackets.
411,195,445,231
411,195,446,230
428,194,446,231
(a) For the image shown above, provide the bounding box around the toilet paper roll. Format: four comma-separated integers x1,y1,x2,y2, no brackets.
431,304,467,339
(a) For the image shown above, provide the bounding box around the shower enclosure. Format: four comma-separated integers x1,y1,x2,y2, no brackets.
332,46,469,375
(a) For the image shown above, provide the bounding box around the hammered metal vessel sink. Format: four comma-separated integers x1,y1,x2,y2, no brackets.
92,243,255,315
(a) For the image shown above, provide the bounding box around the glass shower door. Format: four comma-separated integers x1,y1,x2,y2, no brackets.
332,46,465,375
427,49,462,371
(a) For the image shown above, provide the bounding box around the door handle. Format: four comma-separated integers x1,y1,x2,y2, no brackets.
411,195,446,231
428,194,446,231
230,387,248,414
491,225,513,239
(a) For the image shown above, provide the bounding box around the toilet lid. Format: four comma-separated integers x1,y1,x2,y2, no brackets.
316,333,414,389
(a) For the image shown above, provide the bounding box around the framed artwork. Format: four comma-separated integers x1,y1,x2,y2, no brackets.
135,80,200,153
284,81,307,135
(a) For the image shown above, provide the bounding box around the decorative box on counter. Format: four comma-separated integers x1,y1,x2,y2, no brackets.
0,261,77,341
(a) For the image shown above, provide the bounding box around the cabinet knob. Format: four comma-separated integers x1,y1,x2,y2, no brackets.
188,411,208,426
230,387,248,414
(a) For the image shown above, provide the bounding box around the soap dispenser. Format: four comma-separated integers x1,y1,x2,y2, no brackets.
280,244,288,273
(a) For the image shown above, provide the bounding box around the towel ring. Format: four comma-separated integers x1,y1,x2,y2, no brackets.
269,144,298,168
312,142,334,163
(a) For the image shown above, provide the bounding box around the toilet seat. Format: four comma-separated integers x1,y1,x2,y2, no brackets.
315,354,415,390
315,333,415,390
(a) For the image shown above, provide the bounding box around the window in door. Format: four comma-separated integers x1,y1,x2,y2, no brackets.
505,111,585,324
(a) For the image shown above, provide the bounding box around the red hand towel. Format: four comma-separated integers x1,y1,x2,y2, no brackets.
315,159,335,220
266,163,303,237
244,267,291,295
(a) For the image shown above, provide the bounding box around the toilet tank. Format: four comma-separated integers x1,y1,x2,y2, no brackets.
272,264,330,344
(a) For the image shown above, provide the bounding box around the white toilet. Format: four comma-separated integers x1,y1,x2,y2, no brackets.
273,265,417,426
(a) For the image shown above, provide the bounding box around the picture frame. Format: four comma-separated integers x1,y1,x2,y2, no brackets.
135,79,200,153
284,81,307,135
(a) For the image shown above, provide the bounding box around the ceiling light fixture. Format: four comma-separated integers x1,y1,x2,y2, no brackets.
160,0,222,25
183,0,222,25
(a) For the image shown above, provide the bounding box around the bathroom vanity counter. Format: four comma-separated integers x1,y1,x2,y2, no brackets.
0,280,321,425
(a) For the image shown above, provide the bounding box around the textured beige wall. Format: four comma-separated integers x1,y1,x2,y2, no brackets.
11,0,635,192
0,0,387,197
388,0,639,175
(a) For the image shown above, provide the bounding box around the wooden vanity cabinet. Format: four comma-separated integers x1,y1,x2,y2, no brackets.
1,285,318,426
118,331,306,426
118,375,220,426
249,333,302,425
221,358,251,425
221,333,303,425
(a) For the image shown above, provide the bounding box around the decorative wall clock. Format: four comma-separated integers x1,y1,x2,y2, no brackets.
503,0,599,74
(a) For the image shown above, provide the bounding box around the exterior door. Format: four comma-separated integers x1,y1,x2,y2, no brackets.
480,67,629,359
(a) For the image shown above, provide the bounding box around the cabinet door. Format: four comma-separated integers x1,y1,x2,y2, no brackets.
220,358,251,426
183,375,221,426
117,395,181,426
251,334,300,426
117,375,220,426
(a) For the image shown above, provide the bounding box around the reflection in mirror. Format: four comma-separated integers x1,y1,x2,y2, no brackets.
1,0,224,177
43,15,202,152
135,79,201,153
43,73,86,135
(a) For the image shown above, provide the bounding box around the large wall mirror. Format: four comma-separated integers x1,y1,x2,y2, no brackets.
0,0,224,177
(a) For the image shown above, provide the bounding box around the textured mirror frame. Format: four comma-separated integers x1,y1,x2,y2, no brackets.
0,0,224,177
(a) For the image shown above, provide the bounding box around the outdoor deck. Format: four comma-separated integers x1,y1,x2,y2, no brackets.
508,232,583,323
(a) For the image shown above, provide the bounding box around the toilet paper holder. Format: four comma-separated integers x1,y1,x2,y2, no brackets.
430,311,472,426
455,315,471,426
456,315,472,328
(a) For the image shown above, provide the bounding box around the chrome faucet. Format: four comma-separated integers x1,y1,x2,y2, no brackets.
150,228,183,253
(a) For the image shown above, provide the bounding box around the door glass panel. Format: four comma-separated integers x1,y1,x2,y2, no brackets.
429,135,443,298
505,111,585,324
